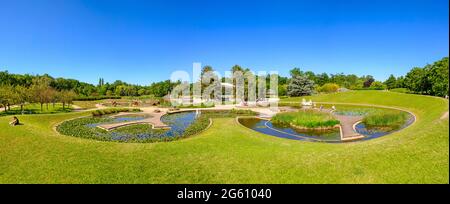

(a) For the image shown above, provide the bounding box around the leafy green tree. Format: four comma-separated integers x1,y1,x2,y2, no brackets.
426,57,449,97
405,67,430,94
363,75,375,88
13,85,30,112
289,68,304,77
0,85,13,112
31,77,53,111
57,90,77,109
395,76,405,88
384,74,397,89
287,75,315,96
316,73,330,86
370,81,386,90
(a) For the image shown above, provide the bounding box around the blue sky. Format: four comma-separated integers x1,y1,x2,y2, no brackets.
0,0,448,85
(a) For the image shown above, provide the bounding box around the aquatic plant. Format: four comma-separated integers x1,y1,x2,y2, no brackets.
271,110,340,128
362,111,409,130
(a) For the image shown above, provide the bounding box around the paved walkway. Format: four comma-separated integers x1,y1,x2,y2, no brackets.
314,107,364,141
440,111,449,120
333,114,364,141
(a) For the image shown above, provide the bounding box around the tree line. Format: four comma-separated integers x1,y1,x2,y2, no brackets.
1,56,447,104
383,57,448,97
0,77,77,112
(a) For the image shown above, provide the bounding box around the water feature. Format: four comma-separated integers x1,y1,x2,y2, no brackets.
355,113,415,140
238,117,341,142
71,111,198,142
238,109,415,143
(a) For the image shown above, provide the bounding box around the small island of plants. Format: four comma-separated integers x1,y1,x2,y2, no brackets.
362,111,410,131
271,110,340,129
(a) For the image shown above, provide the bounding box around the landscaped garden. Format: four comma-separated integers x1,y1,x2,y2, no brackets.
0,90,447,183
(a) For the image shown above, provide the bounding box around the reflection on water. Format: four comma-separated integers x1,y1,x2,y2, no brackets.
85,112,197,141
238,118,341,142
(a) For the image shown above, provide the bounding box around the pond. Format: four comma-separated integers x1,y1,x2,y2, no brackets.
238,107,415,143
57,111,200,143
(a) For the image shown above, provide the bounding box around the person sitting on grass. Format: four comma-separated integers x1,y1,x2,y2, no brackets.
9,116,19,126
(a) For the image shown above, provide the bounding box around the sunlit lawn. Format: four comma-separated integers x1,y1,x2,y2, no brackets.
0,91,448,183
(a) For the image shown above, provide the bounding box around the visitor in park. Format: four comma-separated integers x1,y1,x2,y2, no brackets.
331,105,336,111
319,105,323,111
9,116,19,126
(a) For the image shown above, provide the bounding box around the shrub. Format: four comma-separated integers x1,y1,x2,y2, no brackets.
369,81,387,90
317,83,339,93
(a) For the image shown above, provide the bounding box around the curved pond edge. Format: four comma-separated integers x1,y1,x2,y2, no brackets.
53,112,213,144
283,101,417,131
236,103,417,143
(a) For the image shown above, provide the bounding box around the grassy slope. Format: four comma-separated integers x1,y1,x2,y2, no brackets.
0,91,448,183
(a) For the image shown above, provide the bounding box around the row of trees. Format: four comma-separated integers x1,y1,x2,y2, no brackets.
1,56,447,101
0,77,77,112
383,57,448,97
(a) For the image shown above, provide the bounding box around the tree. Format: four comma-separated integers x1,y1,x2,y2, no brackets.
31,77,52,111
363,75,375,88
231,65,244,73
316,73,330,86
370,81,386,90
13,85,30,112
287,75,315,97
405,67,429,94
58,90,77,110
427,57,449,97
278,84,288,96
0,85,13,112
396,76,405,88
384,74,397,89
289,68,304,77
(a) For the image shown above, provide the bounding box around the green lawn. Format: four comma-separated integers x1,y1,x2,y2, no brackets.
0,91,448,183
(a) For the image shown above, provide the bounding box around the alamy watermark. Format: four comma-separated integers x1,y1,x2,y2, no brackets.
169,63,279,109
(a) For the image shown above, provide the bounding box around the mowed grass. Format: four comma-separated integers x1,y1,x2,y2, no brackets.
0,91,448,183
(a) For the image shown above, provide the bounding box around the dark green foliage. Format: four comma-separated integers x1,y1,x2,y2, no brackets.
287,75,315,96
384,74,397,89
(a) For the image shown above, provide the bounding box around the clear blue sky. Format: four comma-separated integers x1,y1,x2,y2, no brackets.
0,0,448,85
